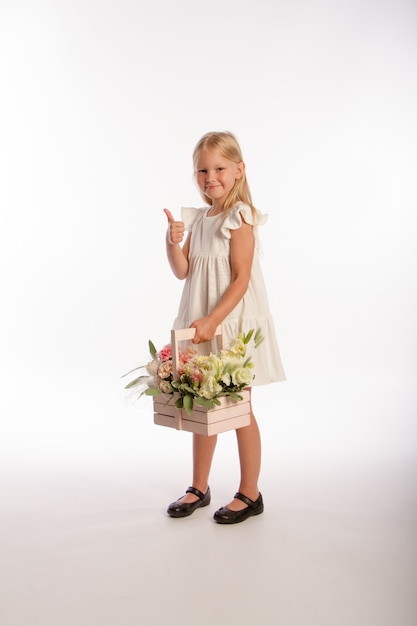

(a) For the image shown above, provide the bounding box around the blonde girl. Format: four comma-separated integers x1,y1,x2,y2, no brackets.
163,131,285,524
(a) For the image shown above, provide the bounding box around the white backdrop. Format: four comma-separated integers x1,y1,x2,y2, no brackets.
0,0,416,490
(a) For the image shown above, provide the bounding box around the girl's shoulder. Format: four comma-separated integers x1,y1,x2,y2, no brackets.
220,202,268,238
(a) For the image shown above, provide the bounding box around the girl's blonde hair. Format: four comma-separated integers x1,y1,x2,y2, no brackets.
193,131,256,217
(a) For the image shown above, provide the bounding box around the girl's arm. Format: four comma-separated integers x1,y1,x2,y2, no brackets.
164,209,190,279
191,219,255,343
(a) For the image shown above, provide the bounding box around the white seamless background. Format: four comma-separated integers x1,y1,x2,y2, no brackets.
1,3,417,625
0,0,416,490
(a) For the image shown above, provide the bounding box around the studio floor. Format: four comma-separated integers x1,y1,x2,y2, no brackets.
1,378,416,626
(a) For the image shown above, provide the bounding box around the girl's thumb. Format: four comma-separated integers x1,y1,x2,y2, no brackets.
163,208,175,223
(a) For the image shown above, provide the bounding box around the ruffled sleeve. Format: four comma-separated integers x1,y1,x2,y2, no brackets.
220,202,268,239
181,207,201,231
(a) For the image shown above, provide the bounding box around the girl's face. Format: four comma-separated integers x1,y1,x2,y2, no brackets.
194,149,244,209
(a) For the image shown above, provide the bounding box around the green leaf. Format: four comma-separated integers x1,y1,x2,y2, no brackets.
121,365,145,378
243,329,254,344
148,340,158,360
124,375,148,389
254,328,264,348
194,396,210,407
175,397,183,409
183,394,194,415
226,391,242,400
144,387,161,396
212,397,221,406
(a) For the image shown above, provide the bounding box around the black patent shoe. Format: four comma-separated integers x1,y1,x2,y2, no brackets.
213,492,264,524
167,486,211,518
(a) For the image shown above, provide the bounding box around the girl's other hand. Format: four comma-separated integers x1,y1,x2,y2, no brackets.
164,209,185,245
190,317,218,344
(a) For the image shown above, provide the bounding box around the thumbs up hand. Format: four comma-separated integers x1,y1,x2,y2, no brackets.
164,208,185,245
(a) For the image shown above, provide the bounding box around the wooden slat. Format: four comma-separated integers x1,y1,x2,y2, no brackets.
181,413,250,436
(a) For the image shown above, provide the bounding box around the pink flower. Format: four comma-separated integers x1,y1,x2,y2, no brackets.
191,371,203,383
159,344,172,362
179,347,197,364
159,380,172,394
158,360,173,379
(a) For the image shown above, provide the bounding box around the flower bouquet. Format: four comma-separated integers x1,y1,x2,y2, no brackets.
123,326,264,436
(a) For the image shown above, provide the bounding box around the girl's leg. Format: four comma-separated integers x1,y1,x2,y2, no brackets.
227,406,262,511
178,433,217,503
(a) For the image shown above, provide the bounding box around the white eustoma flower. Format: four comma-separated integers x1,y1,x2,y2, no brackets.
231,366,253,386
199,378,223,399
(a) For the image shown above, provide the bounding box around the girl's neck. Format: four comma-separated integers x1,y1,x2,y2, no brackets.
207,201,224,216
207,207,222,217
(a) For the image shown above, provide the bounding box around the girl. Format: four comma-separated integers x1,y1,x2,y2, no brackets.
163,131,285,524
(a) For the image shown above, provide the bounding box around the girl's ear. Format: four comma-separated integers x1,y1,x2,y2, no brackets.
235,161,245,180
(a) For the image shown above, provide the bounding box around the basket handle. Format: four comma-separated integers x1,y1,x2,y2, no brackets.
171,325,223,375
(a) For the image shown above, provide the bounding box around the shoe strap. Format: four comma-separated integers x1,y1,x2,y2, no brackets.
186,486,207,501
234,492,259,508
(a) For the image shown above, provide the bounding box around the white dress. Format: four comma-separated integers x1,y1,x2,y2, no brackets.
173,201,286,386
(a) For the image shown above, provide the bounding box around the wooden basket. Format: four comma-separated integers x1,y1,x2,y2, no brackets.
153,326,251,436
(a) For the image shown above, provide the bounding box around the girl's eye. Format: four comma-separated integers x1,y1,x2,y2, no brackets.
217,167,224,171
198,169,207,174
